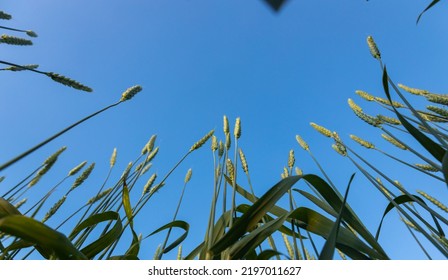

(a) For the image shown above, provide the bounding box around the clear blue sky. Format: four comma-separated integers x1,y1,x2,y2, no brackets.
1,0,447,259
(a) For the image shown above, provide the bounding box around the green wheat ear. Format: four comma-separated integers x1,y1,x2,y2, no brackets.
234,117,241,139
120,85,143,101
288,149,295,169
3,64,39,71
427,105,448,118
367,36,381,59
398,84,429,96
310,122,332,137
350,134,375,149
0,34,32,46
381,134,407,150
48,72,93,92
417,190,448,213
296,135,309,151
190,130,215,152
415,163,439,172
238,148,249,173
355,90,375,101
184,168,192,183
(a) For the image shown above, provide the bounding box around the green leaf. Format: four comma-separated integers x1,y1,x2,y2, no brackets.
300,174,388,258
148,220,189,254
293,189,338,218
122,180,133,227
256,249,289,260
68,211,122,259
319,173,355,260
442,151,448,188
417,0,440,23
382,66,445,163
375,194,445,240
0,198,21,218
210,176,301,256
0,215,86,259
184,241,205,260
228,214,289,259
289,207,386,259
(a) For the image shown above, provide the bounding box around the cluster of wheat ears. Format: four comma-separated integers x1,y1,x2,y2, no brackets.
1,3,447,260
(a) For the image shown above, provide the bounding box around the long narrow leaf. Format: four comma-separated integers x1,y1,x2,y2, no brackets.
0,215,86,259
319,173,355,259
210,176,301,255
382,66,445,163
148,220,189,254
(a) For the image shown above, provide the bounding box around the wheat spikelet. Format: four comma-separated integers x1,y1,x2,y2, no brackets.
223,115,229,134
295,167,303,176
288,150,295,169
0,34,32,45
14,198,27,210
87,188,113,204
4,64,39,71
119,85,142,101
211,135,218,151
281,167,289,179
177,245,183,260
184,168,192,183
381,134,406,150
374,96,405,108
417,190,448,213
415,163,439,172
310,122,332,137
120,161,133,180
348,98,362,112
0,11,12,20
142,135,157,155
350,134,375,149
354,109,382,127
42,196,66,223
304,247,314,260
226,159,235,182
419,112,448,123
29,146,67,187
68,161,87,176
234,117,241,139
281,233,294,260
142,173,157,195
48,72,92,92
377,115,401,125
367,36,380,59
238,148,249,173
110,148,117,167
218,140,224,158
426,93,448,106
332,143,347,156
355,90,375,101
146,147,159,163
225,132,231,150
141,163,152,175
70,163,95,191
296,135,309,151
135,162,144,172
400,217,419,231
153,244,162,260
427,105,448,118
398,84,429,96
25,30,37,37
190,130,215,152
376,177,391,198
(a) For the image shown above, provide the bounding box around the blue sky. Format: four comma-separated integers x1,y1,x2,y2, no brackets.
1,0,447,259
